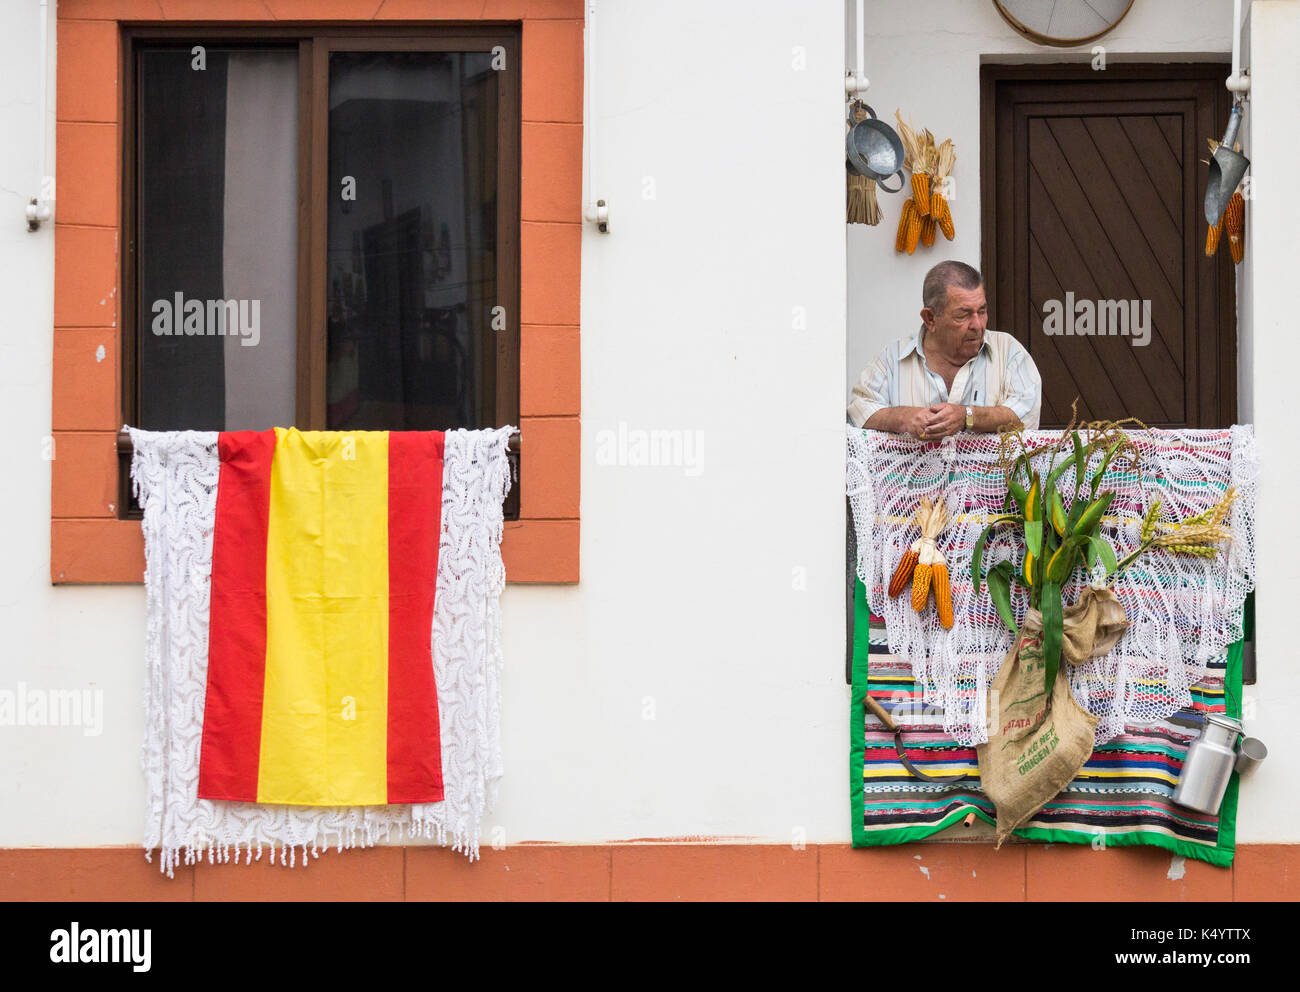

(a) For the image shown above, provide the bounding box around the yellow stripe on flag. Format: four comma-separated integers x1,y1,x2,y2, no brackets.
258,428,390,805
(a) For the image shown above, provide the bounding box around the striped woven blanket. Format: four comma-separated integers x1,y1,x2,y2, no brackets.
849,580,1241,866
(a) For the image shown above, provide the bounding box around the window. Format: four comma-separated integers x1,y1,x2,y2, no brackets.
120,27,521,514
51,6,581,585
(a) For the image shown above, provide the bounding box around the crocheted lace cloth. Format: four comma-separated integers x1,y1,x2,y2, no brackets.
129,426,514,874
846,425,1258,746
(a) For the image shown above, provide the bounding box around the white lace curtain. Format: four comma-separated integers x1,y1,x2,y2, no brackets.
846,425,1258,745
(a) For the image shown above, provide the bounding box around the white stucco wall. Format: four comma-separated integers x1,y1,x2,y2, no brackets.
1,0,1293,853
1236,0,1300,844
0,1,850,848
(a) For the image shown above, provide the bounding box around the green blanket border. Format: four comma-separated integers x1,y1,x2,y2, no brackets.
849,578,1243,867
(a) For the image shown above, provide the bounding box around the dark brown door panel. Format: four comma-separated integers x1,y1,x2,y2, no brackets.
981,64,1236,428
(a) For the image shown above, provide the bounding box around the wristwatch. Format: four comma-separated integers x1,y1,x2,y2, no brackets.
965,405,974,430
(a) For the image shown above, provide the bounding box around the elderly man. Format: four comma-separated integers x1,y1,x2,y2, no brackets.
848,261,1041,440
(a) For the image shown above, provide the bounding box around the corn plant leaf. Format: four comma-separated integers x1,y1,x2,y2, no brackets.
1045,544,1076,584
1074,491,1116,538
1066,495,1087,534
1007,475,1028,512
1025,518,1043,558
972,514,1021,594
1041,580,1064,697
987,559,1018,635
1089,535,1118,576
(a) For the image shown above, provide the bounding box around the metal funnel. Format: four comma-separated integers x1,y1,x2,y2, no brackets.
1205,103,1250,225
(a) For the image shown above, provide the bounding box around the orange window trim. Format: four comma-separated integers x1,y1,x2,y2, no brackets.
51,0,581,584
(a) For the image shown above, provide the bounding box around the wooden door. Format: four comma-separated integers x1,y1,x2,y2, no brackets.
981,65,1237,428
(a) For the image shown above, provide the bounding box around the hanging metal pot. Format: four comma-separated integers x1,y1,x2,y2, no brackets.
846,102,906,193
1205,102,1250,225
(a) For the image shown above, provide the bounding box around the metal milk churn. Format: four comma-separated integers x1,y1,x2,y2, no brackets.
1173,714,1243,816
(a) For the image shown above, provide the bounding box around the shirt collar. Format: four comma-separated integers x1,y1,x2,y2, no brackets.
905,326,992,363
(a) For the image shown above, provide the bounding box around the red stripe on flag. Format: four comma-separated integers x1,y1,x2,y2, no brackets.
385,431,446,803
197,430,276,802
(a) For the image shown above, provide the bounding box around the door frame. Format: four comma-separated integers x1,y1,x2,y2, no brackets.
979,62,1238,427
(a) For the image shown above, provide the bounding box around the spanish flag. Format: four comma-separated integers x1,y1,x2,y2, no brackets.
198,428,445,806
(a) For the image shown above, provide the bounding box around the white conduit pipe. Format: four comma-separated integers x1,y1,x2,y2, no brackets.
1226,0,1250,98
28,0,53,230
846,0,868,98
582,0,608,232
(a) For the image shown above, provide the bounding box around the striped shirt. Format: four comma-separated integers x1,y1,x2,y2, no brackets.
847,328,1042,429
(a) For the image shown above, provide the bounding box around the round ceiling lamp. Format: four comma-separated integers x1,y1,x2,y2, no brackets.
993,0,1137,48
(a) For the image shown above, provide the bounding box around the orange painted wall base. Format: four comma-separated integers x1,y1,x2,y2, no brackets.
2,844,1297,901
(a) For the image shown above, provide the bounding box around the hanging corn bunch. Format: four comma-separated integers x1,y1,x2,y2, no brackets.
889,497,953,627
847,101,883,226
893,113,956,252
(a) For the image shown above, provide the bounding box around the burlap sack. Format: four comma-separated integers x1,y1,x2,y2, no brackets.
977,587,1127,846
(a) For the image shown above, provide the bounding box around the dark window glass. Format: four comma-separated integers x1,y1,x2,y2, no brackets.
136,47,299,431
326,51,499,431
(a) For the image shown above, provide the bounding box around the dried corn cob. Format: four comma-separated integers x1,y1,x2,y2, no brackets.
936,195,955,240
905,200,922,254
911,172,930,215
911,560,933,611
921,214,937,247
932,557,953,629
889,548,920,597
1225,189,1245,264
1205,220,1222,257
895,197,916,253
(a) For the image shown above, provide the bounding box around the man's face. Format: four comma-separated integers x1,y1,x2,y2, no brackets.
923,285,988,363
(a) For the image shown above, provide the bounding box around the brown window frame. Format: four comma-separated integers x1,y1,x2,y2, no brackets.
117,24,522,517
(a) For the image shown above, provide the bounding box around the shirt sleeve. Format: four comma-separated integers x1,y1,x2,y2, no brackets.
847,353,892,428
1000,342,1043,429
